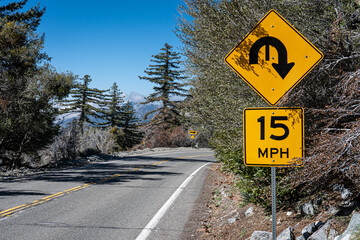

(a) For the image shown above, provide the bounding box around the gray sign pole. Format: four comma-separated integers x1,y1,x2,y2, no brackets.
271,167,276,240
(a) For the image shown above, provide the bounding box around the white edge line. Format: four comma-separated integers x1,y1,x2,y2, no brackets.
135,162,211,240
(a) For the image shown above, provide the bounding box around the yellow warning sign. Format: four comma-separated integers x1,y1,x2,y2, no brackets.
189,130,197,135
243,107,304,167
225,10,323,106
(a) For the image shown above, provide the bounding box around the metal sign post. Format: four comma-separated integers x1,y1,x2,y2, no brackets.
271,167,276,240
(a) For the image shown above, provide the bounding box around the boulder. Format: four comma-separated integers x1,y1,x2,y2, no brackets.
335,213,360,240
333,184,353,200
245,207,255,217
299,202,315,216
301,222,316,239
308,221,331,240
251,231,272,240
334,234,351,240
328,229,338,240
277,227,295,240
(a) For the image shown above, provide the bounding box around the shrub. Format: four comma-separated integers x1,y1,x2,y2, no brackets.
32,121,117,167
142,125,191,148
78,127,117,155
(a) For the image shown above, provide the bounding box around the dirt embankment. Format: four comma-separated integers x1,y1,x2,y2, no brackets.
182,163,351,240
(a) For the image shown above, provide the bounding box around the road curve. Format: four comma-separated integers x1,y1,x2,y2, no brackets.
0,148,216,240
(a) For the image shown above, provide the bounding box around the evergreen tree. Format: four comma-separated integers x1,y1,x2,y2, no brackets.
60,75,106,132
98,83,142,150
0,0,73,168
116,101,143,150
139,43,188,129
99,82,124,128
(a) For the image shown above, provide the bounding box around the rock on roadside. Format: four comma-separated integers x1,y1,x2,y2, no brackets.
277,227,295,240
335,213,360,240
301,222,316,239
245,207,255,217
251,231,272,240
308,221,332,240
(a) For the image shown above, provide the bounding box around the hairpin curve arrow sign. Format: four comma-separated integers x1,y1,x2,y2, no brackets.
225,10,323,106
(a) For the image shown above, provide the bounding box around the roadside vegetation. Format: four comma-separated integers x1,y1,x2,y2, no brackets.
0,1,73,169
177,0,360,208
139,43,191,148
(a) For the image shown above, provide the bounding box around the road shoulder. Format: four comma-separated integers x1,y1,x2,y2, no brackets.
181,162,351,240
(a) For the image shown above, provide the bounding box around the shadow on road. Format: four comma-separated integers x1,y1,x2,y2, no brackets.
0,153,215,198
0,189,47,197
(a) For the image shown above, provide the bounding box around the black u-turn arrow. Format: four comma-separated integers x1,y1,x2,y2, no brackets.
249,36,295,79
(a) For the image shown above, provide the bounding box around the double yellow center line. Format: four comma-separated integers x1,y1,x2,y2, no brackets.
0,154,212,219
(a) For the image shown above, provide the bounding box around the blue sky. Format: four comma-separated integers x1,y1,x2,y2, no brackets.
23,0,184,101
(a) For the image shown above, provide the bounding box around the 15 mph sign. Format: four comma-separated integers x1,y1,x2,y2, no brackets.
243,108,304,167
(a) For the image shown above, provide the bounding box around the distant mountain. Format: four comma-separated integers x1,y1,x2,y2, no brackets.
124,92,160,121
131,102,159,121
55,101,159,126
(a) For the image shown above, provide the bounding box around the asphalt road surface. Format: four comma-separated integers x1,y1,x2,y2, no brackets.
0,148,215,240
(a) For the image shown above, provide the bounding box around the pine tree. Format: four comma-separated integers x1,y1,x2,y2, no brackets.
60,75,106,132
0,0,45,31
98,83,142,150
99,82,124,128
139,43,188,129
116,101,143,150
0,1,73,168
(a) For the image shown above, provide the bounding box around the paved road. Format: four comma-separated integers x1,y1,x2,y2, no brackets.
0,148,215,240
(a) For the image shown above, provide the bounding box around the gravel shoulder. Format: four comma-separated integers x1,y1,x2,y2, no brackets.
182,163,352,240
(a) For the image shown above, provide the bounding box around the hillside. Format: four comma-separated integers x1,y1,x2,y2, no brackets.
182,163,360,240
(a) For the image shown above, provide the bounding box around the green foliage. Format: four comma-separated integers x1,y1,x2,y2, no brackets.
0,1,73,169
97,82,142,150
177,0,266,160
274,0,360,196
177,0,360,207
140,43,188,130
60,80,143,151
99,82,124,128
59,75,106,132
112,101,143,150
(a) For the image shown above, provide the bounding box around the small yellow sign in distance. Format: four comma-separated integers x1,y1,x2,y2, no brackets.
189,130,197,135
243,107,304,167
225,10,323,106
